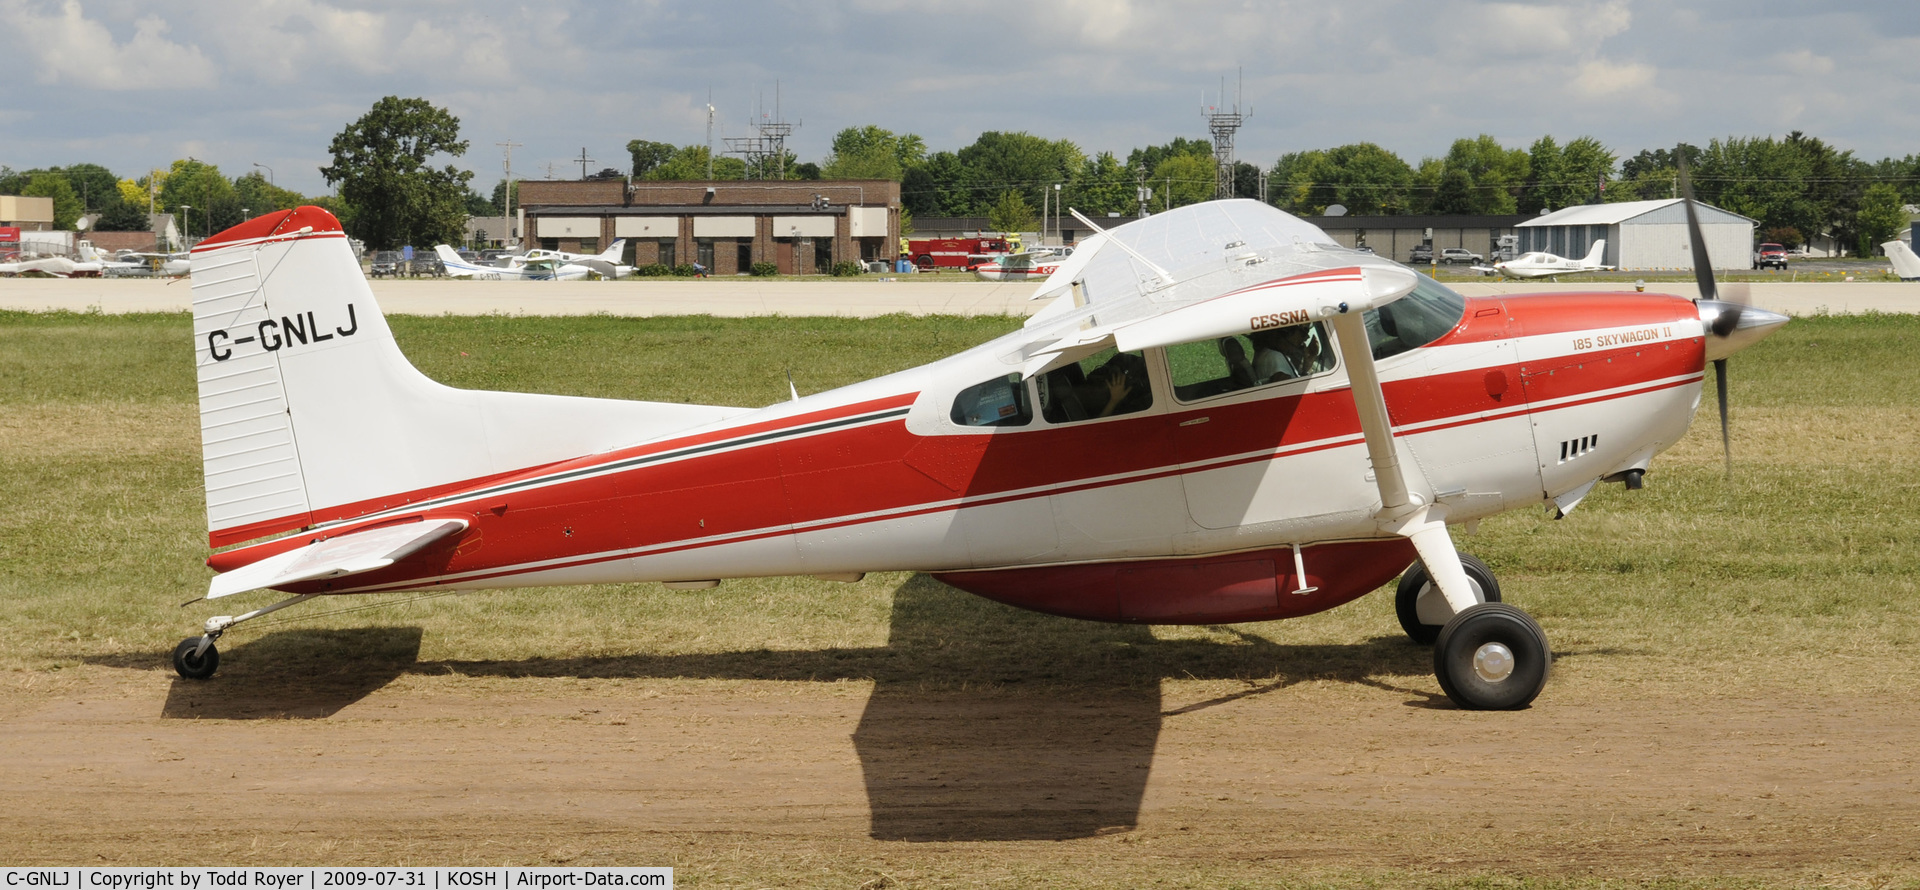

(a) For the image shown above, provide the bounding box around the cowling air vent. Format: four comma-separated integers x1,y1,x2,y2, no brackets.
1559,434,1598,465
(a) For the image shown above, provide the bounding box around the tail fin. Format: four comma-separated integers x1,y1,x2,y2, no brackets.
1887,240,1920,280
597,238,626,262
192,207,748,546
433,244,468,268
77,242,103,263
1580,239,1607,266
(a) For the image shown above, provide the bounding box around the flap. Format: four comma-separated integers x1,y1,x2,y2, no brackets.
207,518,468,599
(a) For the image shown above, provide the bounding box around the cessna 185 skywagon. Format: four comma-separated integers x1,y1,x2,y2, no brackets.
176,186,1786,709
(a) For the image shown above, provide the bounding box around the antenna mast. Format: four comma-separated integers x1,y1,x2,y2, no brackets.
704,90,715,180
725,81,797,180
1204,70,1250,201
496,138,522,246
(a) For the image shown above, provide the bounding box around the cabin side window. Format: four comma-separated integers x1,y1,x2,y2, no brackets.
1363,273,1467,360
1165,322,1335,402
950,373,1033,428
1036,348,1154,423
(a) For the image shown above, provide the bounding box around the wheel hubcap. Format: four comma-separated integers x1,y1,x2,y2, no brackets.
1473,642,1515,682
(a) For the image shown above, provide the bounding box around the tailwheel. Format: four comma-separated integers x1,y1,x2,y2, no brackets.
1395,552,1500,644
172,636,219,680
1433,603,1550,710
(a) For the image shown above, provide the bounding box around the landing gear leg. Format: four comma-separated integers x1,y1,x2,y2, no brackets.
1401,520,1551,709
171,593,317,680
1395,552,1501,644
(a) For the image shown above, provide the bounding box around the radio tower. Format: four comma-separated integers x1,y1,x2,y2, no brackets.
1204,71,1249,201
725,83,797,180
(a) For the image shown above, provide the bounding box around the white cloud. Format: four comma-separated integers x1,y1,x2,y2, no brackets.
1776,49,1835,77
9,1,218,90
1571,58,1657,97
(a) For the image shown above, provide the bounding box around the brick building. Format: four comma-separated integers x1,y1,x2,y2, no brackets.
516,179,900,275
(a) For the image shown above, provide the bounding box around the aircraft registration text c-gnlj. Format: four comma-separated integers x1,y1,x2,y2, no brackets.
205,304,359,362
167,187,1788,712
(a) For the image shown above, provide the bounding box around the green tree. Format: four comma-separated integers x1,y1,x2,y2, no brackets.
489,179,520,215
1066,151,1137,217
1270,143,1414,215
22,172,83,229
1148,153,1214,210
957,131,1083,217
233,171,306,216
158,159,243,237
820,125,927,181
1856,183,1907,255
1437,135,1529,214
321,96,475,250
56,163,121,212
642,145,746,180
1522,136,1616,212
627,140,677,177
987,190,1037,234
1126,137,1212,176
902,151,969,217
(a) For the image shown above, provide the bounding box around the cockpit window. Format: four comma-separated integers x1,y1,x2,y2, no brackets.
1037,348,1154,423
950,373,1032,427
1363,272,1466,360
1166,322,1335,402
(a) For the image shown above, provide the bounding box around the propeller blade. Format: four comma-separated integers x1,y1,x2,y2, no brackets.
1714,357,1731,479
1676,152,1719,303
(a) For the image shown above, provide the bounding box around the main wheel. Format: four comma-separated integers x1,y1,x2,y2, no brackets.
172,637,219,680
1395,553,1500,644
1433,603,1550,710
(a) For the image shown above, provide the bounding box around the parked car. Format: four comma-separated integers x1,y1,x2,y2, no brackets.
368,250,402,278
1440,248,1484,265
1408,244,1434,263
1753,243,1788,270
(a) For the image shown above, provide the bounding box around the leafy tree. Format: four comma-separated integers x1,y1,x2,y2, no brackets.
1271,143,1414,215
1436,135,1529,214
489,179,520,215
1856,183,1908,255
820,126,926,181
957,131,1083,217
158,159,242,238
627,140,677,177
641,145,745,180
464,190,494,216
1522,136,1616,212
115,178,150,211
791,162,822,181
22,172,83,229
321,96,475,250
1148,153,1215,210
1067,151,1137,217
987,190,1037,234
902,151,968,217
1231,161,1262,201
1760,226,1804,248
233,171,307,217
1126,137,1212,176
54,163,121,212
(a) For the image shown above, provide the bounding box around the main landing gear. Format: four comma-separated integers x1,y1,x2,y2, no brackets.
1396,554,1550,710
171,593,317,680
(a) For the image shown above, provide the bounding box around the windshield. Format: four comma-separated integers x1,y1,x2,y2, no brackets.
1362,272,1466,360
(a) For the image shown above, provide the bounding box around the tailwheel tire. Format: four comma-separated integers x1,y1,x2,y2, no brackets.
172,637,219,680
1395,552,1500,645
1433,603,1550,710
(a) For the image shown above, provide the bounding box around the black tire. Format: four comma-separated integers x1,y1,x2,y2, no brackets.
1433,603,1550,710
173,637,218,680
915,254,934,269
1395,553,1500,644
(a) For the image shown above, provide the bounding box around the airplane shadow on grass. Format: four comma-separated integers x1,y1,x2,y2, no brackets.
126,574,1436,842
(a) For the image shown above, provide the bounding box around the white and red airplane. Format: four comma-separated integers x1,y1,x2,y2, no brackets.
973,246,1073,282
174,181,1785,710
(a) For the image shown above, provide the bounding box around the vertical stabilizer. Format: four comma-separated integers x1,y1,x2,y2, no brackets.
191,207,749,547
1884,240,1920,281
1581,239,1607,266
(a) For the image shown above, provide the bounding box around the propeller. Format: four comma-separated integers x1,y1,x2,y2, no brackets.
1675,153,1788,478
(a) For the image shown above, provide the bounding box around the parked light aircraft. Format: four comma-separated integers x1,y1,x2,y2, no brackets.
173,165,1786,710
433,245,593,280
0,254,88,277
1473,240,1614,279
523,239,633,279
973,247,1074,281
1884,240,1920,281
78,243,147,276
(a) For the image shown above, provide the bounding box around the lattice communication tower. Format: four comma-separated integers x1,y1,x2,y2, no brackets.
725,87,798,180
1204,74,1250,200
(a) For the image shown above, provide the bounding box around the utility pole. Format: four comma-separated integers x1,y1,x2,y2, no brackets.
576,147,595,180
496,139,521,247
705,92,716,180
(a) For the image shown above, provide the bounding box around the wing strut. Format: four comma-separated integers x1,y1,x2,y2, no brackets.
1325,311,1482,617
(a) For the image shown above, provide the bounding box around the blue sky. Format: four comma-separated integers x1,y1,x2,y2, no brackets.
3,0,1916,196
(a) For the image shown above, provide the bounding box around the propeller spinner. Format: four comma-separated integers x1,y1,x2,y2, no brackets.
1675,154,1790,476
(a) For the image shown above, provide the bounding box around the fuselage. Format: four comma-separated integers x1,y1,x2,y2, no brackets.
215,287,1706,624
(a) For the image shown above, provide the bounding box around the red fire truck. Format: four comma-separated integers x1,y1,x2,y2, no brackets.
904,236,1014,270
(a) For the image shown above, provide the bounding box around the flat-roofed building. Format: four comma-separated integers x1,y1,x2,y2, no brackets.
518,179,900,275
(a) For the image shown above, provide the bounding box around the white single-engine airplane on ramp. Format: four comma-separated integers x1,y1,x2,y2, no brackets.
175,164,1785,710
1473,240,1614,279
433,244,594,280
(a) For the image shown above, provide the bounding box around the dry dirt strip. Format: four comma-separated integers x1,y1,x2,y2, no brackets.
3,666,1916,880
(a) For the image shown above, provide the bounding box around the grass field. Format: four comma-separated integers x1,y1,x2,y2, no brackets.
3,309,1919,884
3,309,1915,691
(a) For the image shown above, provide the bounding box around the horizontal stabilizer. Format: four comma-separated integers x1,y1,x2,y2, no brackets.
207,518,468,599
